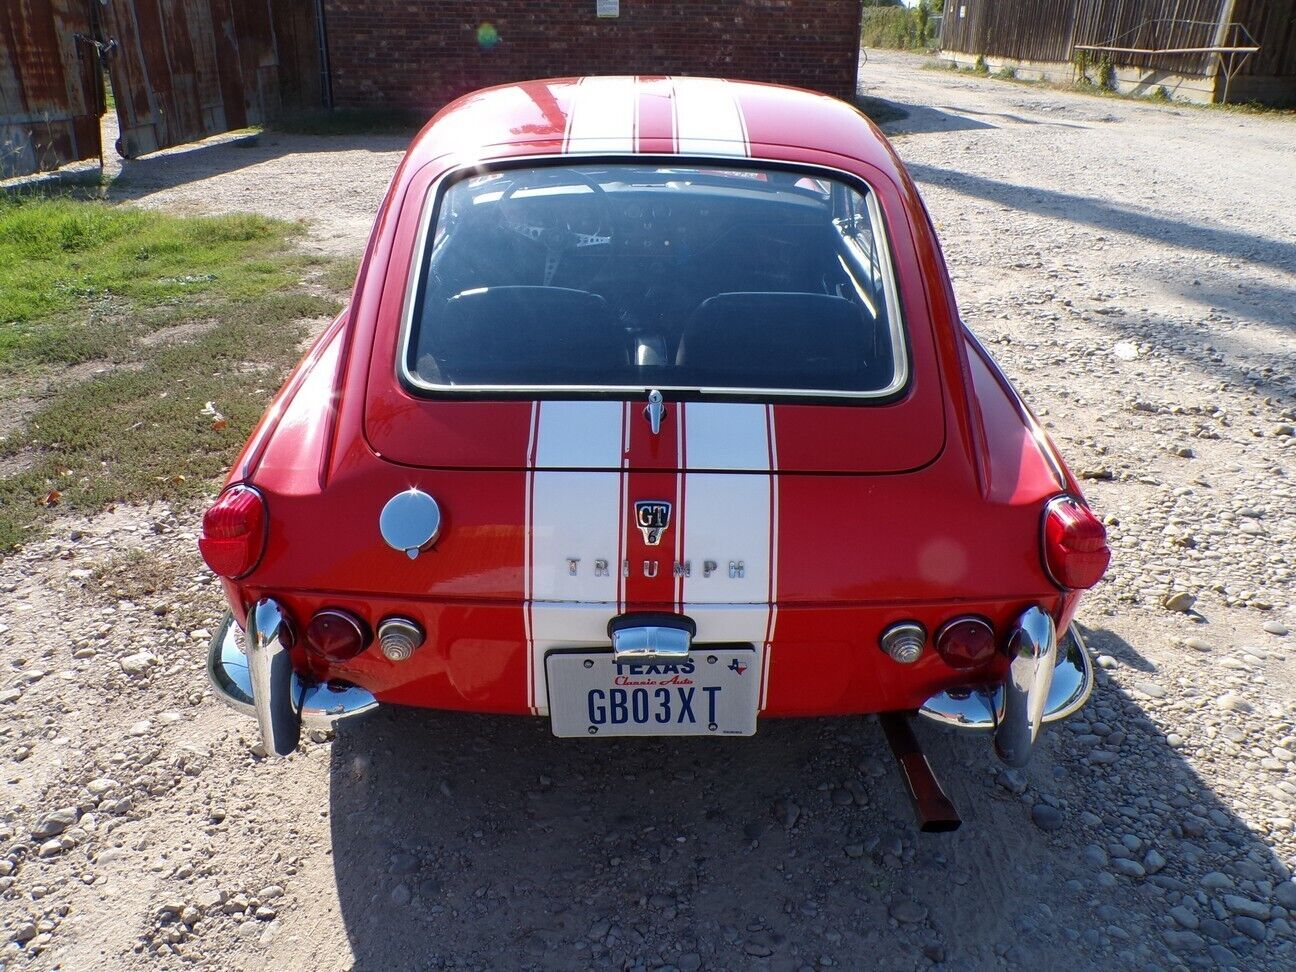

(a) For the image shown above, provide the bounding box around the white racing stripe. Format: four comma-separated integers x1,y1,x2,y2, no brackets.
527,401,780,714
564,76,638,154
682,403,770,470
680,403,779,710
528,400,625,712
671,77,750,157
534,401,623,468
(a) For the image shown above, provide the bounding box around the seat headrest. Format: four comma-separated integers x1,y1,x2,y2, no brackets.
675,292,873,389
423,286,626,384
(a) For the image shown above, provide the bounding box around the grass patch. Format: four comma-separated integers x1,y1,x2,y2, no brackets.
91,547,187,602
317,255,361,295
271,108,425,137
0,195,346,552
0,197,311,350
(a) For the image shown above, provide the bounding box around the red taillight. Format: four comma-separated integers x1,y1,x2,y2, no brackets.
1043,496,1110,591
199,485,267,579
935,616,996,668
304,609,372,662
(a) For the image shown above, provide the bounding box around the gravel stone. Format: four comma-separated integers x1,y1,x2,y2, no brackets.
1233,916,1267,941
889,901,927,924
1275,882,1296,910
119,652,155,675
1223,895,1271,921
1031,804,1064,831
32,808,78,839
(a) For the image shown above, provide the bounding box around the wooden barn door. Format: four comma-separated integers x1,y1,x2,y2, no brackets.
99,0,290,158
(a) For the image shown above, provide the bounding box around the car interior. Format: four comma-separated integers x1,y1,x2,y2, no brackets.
409,164,900,393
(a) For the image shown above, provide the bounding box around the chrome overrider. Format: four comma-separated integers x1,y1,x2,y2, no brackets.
918,607,1094,768
206,598,377,757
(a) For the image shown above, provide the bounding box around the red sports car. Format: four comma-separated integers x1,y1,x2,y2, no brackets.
202,76,1109,830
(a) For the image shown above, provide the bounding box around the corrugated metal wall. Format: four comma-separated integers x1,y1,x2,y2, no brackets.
938,0,1256,76
0,0,102,179
1232,0,1296,78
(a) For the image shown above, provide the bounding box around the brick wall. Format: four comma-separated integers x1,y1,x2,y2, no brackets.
320,0,863,111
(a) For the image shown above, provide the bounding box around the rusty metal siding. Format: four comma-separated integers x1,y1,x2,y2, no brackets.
1232,0,1296,77
101,0,281,157
0,0,102,179
940,0,1241,76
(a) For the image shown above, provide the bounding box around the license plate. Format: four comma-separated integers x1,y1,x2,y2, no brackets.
546,647,759,738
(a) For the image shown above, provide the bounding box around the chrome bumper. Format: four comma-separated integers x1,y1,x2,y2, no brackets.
917,608,1093,768
206,599,377,757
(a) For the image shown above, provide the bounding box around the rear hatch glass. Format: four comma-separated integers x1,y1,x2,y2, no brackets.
367,159,945,473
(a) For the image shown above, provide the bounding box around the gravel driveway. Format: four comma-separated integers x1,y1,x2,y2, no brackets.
2,50,1295,971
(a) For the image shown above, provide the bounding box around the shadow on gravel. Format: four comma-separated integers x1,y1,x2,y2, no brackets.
1083,627,1158,674
906,164,1296,282
877,103,997,136
947,107,1090,130
102,133,410,204
327,677,1295,971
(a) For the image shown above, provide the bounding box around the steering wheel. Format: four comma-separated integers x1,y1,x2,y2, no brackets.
499,171,615,287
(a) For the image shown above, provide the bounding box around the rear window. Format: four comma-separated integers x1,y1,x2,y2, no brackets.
402,162,907,397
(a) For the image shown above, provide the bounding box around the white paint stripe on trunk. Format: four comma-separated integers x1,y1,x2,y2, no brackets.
535,400,624,468
680,473,771,605
671,77,749,157
682,403,771,470
531,603,619,716
528,397,623,708
617,402,630,613
564,76,638,154
531,472,621,603
674,400,687,611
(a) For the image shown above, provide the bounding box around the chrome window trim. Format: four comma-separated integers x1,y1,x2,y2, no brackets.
395,154,912,400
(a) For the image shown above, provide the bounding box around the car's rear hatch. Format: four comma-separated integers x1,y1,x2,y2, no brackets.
363,392,946,616
367,392,944,474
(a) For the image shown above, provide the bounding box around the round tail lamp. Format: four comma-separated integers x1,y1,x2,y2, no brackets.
199,485,267,579
1044,496,1110,591
935,616,996,669
880,622,926,664
304,609,371,662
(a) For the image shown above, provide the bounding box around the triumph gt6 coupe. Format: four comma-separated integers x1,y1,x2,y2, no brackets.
202,76,1109,830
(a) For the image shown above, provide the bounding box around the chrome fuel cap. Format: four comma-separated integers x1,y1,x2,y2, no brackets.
380,489,442,559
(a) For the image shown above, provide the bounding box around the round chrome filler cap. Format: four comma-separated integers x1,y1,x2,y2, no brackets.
380,489,442,559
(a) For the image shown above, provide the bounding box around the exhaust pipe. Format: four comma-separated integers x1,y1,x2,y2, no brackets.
879,711,962,833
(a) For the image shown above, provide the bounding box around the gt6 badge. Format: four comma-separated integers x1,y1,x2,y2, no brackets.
634,500,671,545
